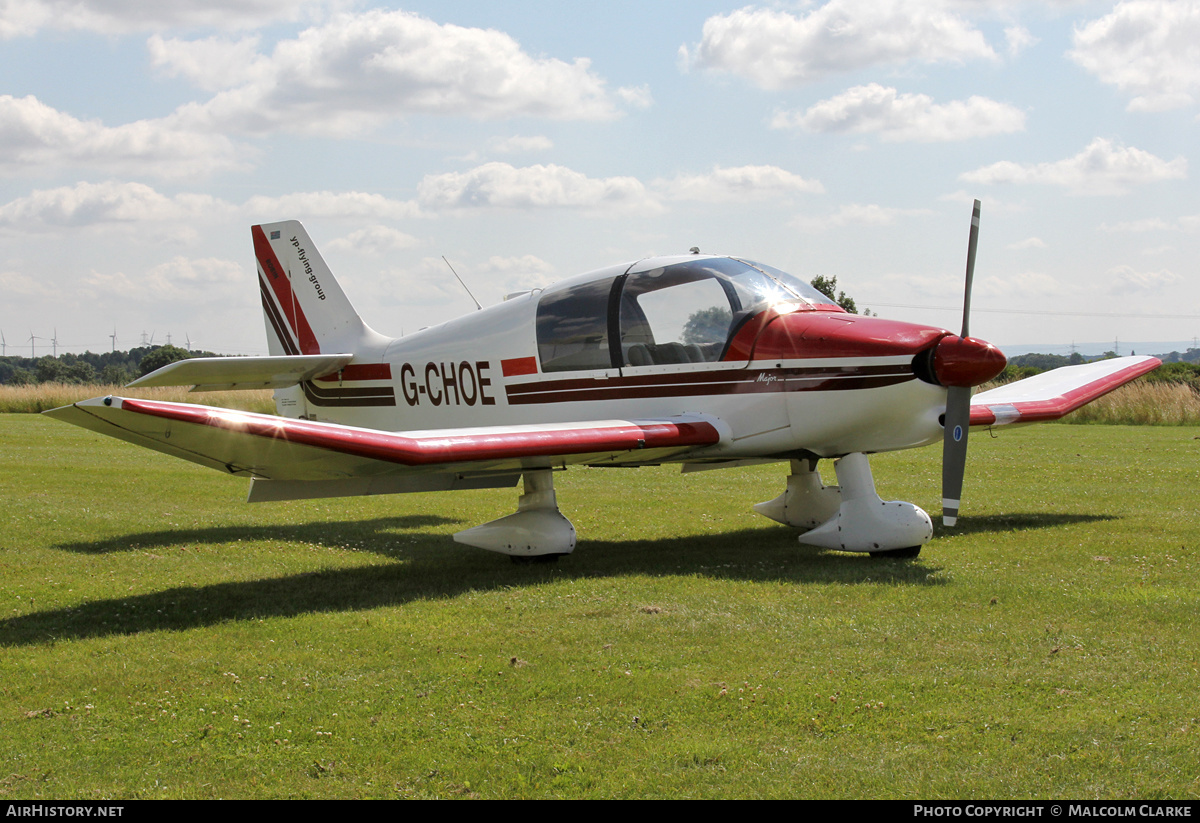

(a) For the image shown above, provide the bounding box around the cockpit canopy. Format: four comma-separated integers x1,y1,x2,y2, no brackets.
536,256,838,373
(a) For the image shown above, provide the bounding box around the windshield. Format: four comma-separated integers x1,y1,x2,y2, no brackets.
535,256,841,372
729,258,837,311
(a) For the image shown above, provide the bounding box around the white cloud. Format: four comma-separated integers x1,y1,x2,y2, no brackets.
85,255,248,303
148,35,267,93
772,84,1024,141
326,225,420,256
0,268,60,297
417,162,658,214
0,0,315,37
792,203,931,231
369,258,469,309
1007,237,1046,250
242,191,422,221
658,165,824,201
0,95,245,178
171,10,627,136
1099,217,1177,233
0,182,426,230
684,1,996,88
1140,244,1175,256
1107,264,1182,294
1004,25,1037,57
937,190,1026,214
1069,0,1200,112
974,273,1070,303
975,270,1072,301
477,254,558,292
616,85,654,109
959,138,1187,195
0,181,228,229
490,135,554,154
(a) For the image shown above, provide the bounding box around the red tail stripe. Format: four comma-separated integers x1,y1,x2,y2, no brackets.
252,225,321,355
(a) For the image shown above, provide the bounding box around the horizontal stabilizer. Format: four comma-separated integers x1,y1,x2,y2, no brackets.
44,397,723,485
970,355,1160,427
127,354,354,391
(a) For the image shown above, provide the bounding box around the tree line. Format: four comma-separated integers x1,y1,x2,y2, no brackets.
0,345,207,386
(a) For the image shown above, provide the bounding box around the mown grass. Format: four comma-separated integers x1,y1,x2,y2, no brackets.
0,383,276,414
1,415,1198,798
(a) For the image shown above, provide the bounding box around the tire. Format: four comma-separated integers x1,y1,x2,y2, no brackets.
869,546,921,559
510,553,563,565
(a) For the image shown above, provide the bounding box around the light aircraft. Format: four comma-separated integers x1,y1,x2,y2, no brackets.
47,202,1159,560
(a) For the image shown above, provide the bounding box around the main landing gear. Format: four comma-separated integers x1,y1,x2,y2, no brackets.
755,454,932,557
453,469,576,560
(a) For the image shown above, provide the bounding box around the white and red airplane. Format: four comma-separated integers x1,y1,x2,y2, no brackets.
47,203,1159,560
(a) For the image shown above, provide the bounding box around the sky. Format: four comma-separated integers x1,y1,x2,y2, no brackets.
1,0,1197,358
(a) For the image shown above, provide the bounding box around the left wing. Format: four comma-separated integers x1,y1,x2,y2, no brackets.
45,397,724,499
970,355,1160,427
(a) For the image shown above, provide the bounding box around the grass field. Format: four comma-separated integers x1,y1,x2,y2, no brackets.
1,414,1198,799
0,383,276,415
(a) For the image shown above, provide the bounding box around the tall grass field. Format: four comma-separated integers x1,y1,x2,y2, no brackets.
0,383,277,415
1,412,1197,798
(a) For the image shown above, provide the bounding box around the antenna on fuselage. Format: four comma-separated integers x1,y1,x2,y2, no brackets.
442,256,482,311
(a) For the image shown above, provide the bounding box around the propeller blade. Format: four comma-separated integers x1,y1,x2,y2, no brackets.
943,199,981,527
942,385,971,526
960,199,980,339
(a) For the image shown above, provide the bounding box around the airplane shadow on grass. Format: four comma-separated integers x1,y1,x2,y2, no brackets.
934,511,1117,536
2,510,1115,647
53,515,460,558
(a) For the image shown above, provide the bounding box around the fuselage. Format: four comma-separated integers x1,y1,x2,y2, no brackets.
273,254,1005,460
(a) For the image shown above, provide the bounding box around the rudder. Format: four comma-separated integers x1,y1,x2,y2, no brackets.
253,220,381,356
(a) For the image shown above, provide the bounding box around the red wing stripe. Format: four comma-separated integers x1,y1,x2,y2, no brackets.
970,406,1000,426
115,399,719,465
252,225,320,355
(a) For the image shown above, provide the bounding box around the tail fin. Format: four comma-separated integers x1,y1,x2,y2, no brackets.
253,221,385,356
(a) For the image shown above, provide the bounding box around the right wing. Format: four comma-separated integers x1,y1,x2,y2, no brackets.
970,355,1160,427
